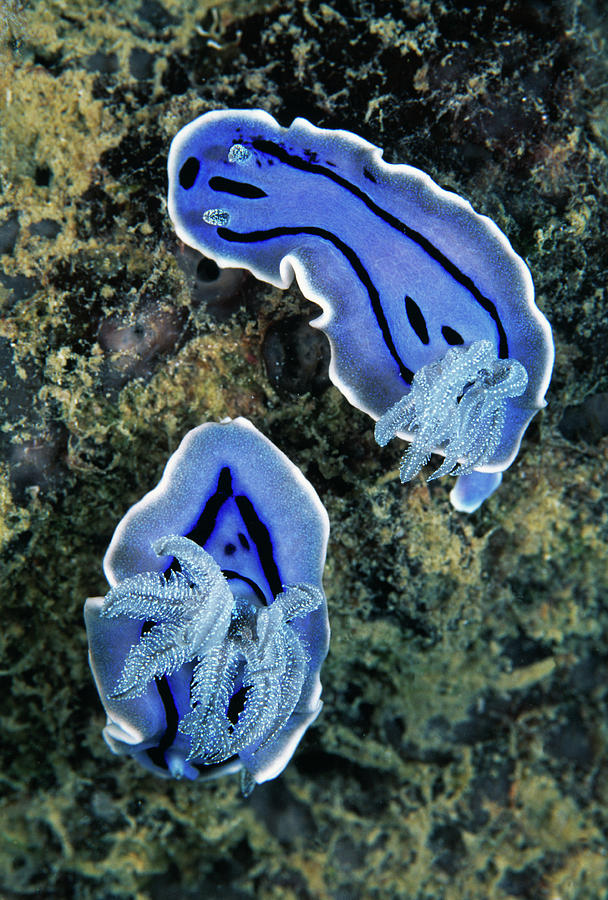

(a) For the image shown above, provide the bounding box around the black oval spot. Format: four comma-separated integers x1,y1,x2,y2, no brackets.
442,325,464,345
208,175,267,199
179,157,200,189
405,295,429,345
238,532,250,550
196,257,220,282
35,165,52,187
224,542,236,556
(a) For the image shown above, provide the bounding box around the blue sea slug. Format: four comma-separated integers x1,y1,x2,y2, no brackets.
167,109,554,510
84,418,330,793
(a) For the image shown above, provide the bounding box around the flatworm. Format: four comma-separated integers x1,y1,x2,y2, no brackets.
167,109,554,508
84,418,330,786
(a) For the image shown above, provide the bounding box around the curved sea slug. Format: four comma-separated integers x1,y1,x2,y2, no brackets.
167,109,554,511
84,418,330,793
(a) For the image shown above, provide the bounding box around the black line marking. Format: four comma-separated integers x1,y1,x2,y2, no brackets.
363,167,377,183
209,175,267,199
179,156,200,189
147,465,282,762
251,138,508,358
442,325,464,345
178,466,282,597
141,621,179,771
217,224,414,384
235,494,282,597
145,675,179,771
405,295,429,345
184,466,233,549
183,466,282,597
224,570,268,606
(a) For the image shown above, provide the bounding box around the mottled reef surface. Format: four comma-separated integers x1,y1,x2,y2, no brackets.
1,0,608,897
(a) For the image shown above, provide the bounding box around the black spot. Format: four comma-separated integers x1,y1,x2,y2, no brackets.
34,165,52,187
224,542,236,556
161,59,190,95
238,532,250,550
363,166,377,183
442,325,464,345
227,686,247,725
129,48,154,80
405,294,429,344
179,157,200,189
428,821,467,874
196,257,220,282
499,865,544,899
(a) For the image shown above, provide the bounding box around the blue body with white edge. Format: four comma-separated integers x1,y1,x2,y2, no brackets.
84,418,329,786
167,109,554,507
